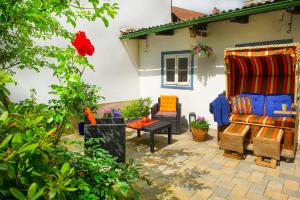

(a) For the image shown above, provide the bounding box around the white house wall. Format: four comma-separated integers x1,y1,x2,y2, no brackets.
139,10,300,130
8,0,171,104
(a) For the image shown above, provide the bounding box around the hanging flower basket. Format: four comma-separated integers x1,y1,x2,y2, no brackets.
192,43,213,57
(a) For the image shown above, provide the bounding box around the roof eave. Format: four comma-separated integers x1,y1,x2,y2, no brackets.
120,0,300,40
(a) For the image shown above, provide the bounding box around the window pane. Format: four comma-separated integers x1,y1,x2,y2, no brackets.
166,58,175,70
178,71,188,82
178,57,188,70
166,71,175,82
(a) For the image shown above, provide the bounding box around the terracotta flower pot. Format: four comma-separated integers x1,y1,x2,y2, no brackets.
191,127,208,142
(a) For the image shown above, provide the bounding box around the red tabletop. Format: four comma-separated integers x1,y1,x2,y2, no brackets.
126,119,160,129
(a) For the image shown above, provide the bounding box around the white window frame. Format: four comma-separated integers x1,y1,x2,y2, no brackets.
163,54,192,87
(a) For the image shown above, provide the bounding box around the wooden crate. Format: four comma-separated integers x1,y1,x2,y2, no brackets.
253,127,283,160
220,123,250,154
283,129,294,150
250,125,261,144
256,156,277,168
217,124,229,142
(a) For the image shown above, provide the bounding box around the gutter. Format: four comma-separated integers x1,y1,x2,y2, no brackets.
120,0,300,40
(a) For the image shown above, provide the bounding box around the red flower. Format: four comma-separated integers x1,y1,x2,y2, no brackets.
72,31,95,56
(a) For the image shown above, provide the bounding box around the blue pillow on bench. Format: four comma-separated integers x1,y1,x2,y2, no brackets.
265,94,292,117
240,93,265,116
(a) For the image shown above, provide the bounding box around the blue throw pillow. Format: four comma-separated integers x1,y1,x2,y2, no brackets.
265,94,292,117
240,93,265,116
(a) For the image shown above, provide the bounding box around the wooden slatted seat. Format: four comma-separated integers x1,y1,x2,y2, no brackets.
254,127,283,168
220,123,250,158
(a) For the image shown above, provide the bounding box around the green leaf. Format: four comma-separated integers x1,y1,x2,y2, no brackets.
101,16,109,27
28,183,37,199
41,152,49,164
113,182,129,197
61,163,70,174
7,165,16,179
0,175,3,186
12,133,23,149
65,188,77,191
32,171,41,176
7,103,15,113
48,189,57,199
0,111,8,121
17,143,38,154
32,187,45,200
0,163,8,171
10,188,26,200
0,134,13,149
47,117,54,123
34,116,43,124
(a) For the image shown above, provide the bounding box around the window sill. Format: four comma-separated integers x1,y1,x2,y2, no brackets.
161,84,193,90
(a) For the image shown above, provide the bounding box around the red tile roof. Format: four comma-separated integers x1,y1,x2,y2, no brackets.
172,6,206,21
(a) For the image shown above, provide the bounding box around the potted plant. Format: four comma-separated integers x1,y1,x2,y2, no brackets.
191,116,210,142
191,42,213,57
102,108,122,118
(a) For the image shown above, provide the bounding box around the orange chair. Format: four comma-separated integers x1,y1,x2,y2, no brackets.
151,95,181,134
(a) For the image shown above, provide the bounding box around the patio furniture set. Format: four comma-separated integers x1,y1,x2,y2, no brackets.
83,43,299,169
84,95,181,161
218,43,300,168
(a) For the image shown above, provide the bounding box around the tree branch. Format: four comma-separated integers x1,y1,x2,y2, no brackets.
1,61,21,70
70,4,95,10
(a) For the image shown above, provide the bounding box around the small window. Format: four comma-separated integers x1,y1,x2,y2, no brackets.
161,51,193,90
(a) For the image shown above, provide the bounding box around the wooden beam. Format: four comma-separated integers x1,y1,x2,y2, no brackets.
155,29,174,35
193,23,207,31
230,16,249,24
131,35,147,39
189,24,207,38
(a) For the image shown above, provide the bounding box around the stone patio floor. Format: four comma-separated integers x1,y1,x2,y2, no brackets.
66,129,300,200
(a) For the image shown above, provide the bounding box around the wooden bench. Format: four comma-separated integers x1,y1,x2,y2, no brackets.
254,127,283,168
220,123,250,159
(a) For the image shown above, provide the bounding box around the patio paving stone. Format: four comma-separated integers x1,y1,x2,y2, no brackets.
64,129,300,200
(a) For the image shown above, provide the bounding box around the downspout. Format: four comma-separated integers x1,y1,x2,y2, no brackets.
171,0,173,20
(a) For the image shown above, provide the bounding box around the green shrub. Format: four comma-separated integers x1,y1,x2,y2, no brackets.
0,70,15,113
52,138,147,199
121,97,152,119
0,102,147,200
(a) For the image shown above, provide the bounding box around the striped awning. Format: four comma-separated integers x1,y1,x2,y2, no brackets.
225,43,300,99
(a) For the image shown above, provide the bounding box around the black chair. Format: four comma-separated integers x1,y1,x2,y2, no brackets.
151,97,181,134
84,118,126,162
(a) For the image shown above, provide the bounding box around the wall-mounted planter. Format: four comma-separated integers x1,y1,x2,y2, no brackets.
84,117,126,162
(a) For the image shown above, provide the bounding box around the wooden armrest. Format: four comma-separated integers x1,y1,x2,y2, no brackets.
273,110,297,115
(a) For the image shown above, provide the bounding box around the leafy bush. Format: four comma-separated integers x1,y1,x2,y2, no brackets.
0,103,146,200
122,97,152,119
0,108,76,200
0,70,15,113
51,138,146,199
0,1,146,199
191,116,210,129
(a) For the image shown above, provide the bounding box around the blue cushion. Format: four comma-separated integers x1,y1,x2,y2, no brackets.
265,94,292,117
240,93,265,116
